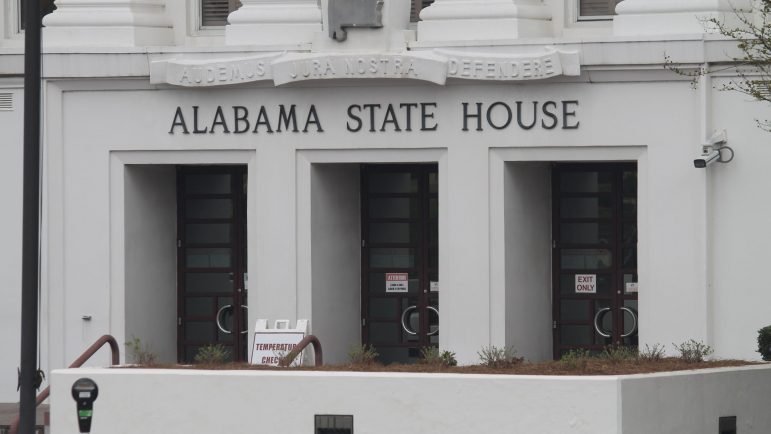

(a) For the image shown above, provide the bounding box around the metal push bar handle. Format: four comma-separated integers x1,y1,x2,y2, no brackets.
401,305,418,335
401,305,440,336
593,307,612,338
216,305,233,334
620,307,638,338
216,305,249,334
426,306,439,336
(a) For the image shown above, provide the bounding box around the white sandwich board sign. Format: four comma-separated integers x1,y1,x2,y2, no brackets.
250,319,308,366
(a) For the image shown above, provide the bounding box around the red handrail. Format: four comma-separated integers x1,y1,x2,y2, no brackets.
279,335,323,367
10,334,120,434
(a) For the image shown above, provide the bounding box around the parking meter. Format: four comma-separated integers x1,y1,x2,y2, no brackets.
71,378,99,433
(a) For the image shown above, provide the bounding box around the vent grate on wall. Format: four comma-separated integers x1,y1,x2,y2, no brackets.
0,93,12,111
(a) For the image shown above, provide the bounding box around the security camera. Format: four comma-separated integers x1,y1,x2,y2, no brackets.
694,129,733,168
693,149,720,168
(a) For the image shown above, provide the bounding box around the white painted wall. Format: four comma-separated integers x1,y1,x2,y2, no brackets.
0,84,24,402
49,365,771,434
708,82,771,360
310,163,361,364
504,162,553,361
621,366,771,433
124,165,177,363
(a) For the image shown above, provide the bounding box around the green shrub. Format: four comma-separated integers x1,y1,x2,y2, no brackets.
559,348,591,370
602,345,638,363
347,344,379,365
757,326,771,361
477,345,521,368
194,344,230,364
124,337,157,365
638,343,666,361
419,347,457,367
673,339,713,363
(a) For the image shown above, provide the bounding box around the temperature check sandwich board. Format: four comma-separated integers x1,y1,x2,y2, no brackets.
250,319,308,366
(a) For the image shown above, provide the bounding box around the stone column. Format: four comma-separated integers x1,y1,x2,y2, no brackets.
417,0,552,43
226,0,322,46
42,0,173,46
614,0,754,36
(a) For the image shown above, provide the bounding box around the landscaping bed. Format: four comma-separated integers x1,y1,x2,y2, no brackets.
126,357,759,376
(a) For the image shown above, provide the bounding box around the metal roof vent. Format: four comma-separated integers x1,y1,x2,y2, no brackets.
0,93,12,111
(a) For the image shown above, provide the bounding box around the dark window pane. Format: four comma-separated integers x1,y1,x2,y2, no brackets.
369,222,419,244
622,170,637,196
185,273,233,293
428,172,438,193
622,248,637,268
368,172,418,193
186,248,232,268
560,197,613,219
561,325,593,345
369,248,417,268
185,297,214,317
561,222,613,244
623,197,637,218
623,223,637,244
561,249,612,269
185,173,231,194
186,223,231,244
368,322,398,343
369,298,399,318
561,300,591,321
185,198,233,219
185,321,215,342
560,171,613,193
369,197,419,218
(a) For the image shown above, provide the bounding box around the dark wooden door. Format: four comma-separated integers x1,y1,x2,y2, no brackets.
361,164,439,364
552,163,638,359
177,166,248,363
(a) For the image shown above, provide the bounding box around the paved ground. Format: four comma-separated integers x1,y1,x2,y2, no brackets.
0,403,48,428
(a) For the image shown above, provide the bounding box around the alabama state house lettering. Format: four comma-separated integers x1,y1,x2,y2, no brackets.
168,100,580,134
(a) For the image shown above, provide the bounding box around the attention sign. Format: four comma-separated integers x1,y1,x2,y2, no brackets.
575,274,597,293
385,273,409,293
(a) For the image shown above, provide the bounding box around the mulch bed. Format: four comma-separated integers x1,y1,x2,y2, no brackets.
123,358,761,376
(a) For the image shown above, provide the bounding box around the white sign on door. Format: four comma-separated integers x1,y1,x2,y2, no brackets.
575,274,597,293
385,273,409,293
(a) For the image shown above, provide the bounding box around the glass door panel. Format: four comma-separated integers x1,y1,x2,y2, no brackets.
178,166,248,363
361,164,438,364
553,164,638,358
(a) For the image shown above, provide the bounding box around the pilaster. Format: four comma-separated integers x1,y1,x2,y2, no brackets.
225,0,322,46
417,0,552,43
613,0,754,36
42,0,173,46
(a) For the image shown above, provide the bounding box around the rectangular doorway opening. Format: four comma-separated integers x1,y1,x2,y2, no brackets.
552,163,638,359
361,164,438,364
177,165,248,363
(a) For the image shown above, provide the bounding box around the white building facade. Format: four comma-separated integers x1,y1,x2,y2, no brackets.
1,0,770,403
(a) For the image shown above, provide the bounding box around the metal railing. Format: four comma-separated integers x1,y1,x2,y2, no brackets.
279,335,323,367
9,335,120,434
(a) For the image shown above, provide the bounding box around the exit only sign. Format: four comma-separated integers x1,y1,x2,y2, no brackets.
575,274,597,293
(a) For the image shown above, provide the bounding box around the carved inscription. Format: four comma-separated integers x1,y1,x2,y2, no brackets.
271,54,447,85
161,55,279,87
441,49,566,81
